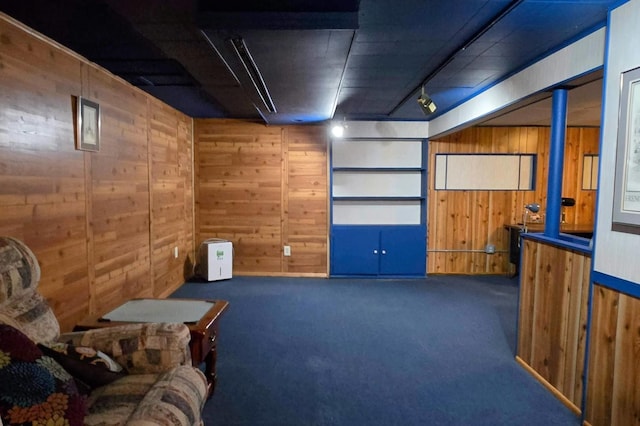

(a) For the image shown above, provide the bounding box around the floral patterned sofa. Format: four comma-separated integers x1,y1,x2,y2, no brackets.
0,237,208,425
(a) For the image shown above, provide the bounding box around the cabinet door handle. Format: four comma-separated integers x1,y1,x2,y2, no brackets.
373,249,378,254
381,250,387,255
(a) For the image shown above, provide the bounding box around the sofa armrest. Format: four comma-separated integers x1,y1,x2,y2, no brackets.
59,322,193,374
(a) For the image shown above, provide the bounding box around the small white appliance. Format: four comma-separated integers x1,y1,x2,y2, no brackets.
199,239,233,281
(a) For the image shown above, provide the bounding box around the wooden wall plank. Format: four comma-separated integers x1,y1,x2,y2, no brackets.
149,98,194,297
517,239,538,361
285,126,328,274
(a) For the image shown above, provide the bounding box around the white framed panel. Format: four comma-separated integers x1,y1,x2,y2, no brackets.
332,200,421,225
333,172,422,197
519,155,534,190
582,155,599,190
332,140,423,168
434,154,534,190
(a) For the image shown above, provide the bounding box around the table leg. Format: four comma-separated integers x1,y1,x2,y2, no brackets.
204,344,217,397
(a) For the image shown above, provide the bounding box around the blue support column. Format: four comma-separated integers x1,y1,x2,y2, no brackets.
545,88,567,238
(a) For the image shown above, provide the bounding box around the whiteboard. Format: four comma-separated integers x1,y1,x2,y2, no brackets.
435,154,534,190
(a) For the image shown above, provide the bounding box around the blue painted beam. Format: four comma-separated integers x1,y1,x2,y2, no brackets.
545,89,568,238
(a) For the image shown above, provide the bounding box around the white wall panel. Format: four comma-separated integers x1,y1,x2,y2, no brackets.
333,172,422,197
333,201,421,225
332,139,422,167
594,0,640,284
339,121,428,139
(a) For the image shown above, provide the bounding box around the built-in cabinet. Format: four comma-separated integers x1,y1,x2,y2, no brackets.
330,139,426,276
331,225,426,276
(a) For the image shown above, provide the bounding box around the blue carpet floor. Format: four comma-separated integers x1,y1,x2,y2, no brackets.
172,275,580,426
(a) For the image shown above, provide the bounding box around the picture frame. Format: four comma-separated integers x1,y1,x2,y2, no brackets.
76,97,100,152
613,66,640,234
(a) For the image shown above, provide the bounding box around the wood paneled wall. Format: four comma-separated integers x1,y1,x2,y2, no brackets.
585,285,640,426
0,14,194,331
517,238,591,413
427,126,599,274
194,120,328,276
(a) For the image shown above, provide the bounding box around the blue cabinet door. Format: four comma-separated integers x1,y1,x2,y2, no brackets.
379,226,426,276
331,225,426,276
331,227,379,275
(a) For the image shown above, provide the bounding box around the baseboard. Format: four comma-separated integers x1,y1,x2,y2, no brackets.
235,272,328,278
515,356,581,417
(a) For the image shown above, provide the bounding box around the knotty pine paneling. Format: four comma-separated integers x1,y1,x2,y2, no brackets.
0,14,194,331
283,126,328,274
428,126,599,274
0,14,89,329
87,64,153,317
517,238,590,412
194,119,328,276
148,98,194,298
585,285,640,426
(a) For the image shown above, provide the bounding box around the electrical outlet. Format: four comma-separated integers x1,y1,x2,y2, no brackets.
174,246,179,258
284,245,291,256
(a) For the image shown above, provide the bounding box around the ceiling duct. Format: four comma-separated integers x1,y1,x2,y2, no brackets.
197,0,359,124
229,37,277,114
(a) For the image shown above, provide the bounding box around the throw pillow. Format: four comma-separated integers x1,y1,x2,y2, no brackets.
0,324,86,426
38,342,127,392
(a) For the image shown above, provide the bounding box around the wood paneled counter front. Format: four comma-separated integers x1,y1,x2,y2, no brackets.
516,236,591,415
505,223,593,275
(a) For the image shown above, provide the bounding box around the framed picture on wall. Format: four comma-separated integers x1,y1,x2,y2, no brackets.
76,97,100,152
613,66,640,234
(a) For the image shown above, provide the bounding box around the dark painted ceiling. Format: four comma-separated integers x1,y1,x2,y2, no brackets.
1,0,616,125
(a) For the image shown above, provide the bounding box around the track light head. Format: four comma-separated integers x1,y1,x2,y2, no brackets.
417,89,437,115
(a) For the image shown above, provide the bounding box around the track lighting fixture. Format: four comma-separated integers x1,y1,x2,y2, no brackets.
417,86,437,115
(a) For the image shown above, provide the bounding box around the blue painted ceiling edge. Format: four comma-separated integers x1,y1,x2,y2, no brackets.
0,0,620,124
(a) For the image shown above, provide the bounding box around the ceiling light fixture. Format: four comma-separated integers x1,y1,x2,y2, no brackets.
331,118,347,138
417,86,437,115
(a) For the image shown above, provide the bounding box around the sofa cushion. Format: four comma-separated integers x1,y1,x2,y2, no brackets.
0,324,86,426
0,237,60,344
39,342,127,393
85,365,208,426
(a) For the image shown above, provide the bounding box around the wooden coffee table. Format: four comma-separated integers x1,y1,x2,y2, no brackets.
75,298,229,397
